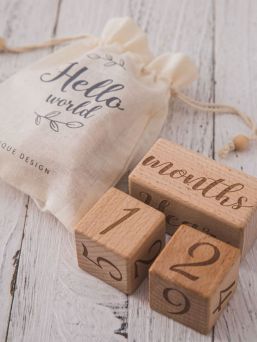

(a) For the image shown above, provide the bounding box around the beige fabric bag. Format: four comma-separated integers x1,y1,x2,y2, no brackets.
0,17,197,230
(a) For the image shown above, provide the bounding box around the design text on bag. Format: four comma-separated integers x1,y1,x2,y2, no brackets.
142,155,253,210
0,139,51,174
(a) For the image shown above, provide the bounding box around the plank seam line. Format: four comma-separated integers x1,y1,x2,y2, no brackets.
5,196,30,342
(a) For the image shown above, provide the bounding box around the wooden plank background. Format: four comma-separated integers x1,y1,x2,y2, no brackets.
1,0,257,341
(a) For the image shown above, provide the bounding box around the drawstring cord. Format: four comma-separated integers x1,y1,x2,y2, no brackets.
0,35,92,53
171,89,257,158
0,35,256,158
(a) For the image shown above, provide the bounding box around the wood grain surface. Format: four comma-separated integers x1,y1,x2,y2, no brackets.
0,0,257,341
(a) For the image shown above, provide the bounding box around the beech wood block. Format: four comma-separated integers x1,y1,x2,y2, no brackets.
75,187,165,294
129,138,257,256
149,224,241,334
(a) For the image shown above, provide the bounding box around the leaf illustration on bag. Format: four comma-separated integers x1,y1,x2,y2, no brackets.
87,53,101,60
49,120,59,132
35,114,41,126
86,53,125,69
66,121,84,128
45,111,61,118
104,61,116,66
105,54,113,61
34,111,84,132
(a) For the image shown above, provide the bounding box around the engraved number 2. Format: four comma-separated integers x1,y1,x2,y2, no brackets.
169,242,220,281
134,240,162,278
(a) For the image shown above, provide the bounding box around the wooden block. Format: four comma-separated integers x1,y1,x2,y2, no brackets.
75,187,165,294
129,138,257,256
149,224,240,334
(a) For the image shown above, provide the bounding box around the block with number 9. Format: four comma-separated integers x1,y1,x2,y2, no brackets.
75,187,165,294
149,224,241,334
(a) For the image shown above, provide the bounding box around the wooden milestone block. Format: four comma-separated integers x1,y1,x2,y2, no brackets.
75,187,165,294
149,224,240,334
129,138,257,256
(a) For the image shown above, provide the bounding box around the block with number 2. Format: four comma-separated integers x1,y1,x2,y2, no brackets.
149,224,241,334
75,187,165,294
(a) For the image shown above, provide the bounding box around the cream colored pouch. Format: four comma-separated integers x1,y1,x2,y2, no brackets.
0,17,197,230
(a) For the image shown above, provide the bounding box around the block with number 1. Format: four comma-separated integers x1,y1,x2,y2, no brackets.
75,187,165,294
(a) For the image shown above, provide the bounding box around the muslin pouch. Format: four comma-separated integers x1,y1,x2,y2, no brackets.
0,17,197,230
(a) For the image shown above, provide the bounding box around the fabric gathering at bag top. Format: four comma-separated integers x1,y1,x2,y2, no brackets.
0,17,197,231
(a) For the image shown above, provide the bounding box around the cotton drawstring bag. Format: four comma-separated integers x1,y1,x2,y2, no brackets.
1,16,256,230
0,17,197,230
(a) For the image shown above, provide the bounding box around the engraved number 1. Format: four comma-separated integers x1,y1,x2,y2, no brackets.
100,208,140,235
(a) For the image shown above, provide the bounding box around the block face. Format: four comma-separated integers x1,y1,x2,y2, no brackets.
149,225,240,334
75,187,165,294
129,138,257,255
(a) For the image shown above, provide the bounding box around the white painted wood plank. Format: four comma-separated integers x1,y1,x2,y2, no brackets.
214,1,257,340
0,0,59,340
0,182,27,342
8,1,131,341
159,0,215,157
127,0,214,341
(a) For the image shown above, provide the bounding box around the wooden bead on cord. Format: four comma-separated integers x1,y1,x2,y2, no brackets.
233,134,250,152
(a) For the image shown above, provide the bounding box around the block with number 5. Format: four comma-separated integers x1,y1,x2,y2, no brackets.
149,224,240,334
75,187,165,294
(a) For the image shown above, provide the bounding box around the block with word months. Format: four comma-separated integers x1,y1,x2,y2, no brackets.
75,187,165,294
149,224,240,334
129,138,257,256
